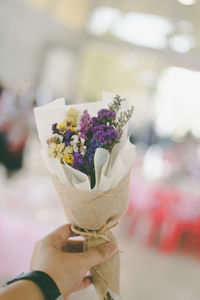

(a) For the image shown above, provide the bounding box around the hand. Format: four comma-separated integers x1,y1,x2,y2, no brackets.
30,224,117,299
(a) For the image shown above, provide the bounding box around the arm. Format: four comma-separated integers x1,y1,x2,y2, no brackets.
0,224,117,300
0,280,44,300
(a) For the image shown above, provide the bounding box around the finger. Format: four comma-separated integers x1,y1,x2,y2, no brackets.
45,224,79,249
50,224,78,240
77,276,92,291
62,240,84,253
81,242,117,268
63,276,92,299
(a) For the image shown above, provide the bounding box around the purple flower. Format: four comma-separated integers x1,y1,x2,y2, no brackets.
97,109,116,122
73,153,91,176
92,125,119,145
64,129,74,146
91,116,98,126
79,110,92,139
84,138,103,163
52,123,57,133
65,129,72,139
73,153,84,170
92,124,106,132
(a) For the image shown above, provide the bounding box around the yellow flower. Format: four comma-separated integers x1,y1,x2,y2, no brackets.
56,122,67,130
63,154,74,165
65,107,79,127
66,126,76,133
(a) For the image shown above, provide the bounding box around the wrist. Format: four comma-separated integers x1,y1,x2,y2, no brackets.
6,271,61,300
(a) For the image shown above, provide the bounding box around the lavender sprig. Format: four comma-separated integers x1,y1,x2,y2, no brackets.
108,94,126,114
115,106,134,138
108,94,134,138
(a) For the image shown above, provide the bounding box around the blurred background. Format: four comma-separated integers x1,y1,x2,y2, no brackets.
0,0,200,299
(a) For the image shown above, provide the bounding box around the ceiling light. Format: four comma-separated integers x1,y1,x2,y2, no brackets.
112,13,173,49
154,67,200,139
169,34,195,53
88,7,121,35
177,0,197,5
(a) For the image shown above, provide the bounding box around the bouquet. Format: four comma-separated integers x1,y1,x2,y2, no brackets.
34,92,135,300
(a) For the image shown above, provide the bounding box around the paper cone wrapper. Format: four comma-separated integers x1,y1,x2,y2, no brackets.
51,172,131,300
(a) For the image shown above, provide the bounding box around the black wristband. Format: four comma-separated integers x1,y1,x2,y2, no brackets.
7,270,61,300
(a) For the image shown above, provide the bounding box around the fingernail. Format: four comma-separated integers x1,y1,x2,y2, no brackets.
106,242,117,253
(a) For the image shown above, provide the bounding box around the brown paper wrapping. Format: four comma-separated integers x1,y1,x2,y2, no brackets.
51,173,130,300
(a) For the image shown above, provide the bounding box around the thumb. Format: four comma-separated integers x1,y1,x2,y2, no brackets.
82,242,117,268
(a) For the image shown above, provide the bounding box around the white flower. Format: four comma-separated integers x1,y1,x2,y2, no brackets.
63,146,73,155
70,141,76,148
52,133,63,141
69,134,86,155
73,145,79,152
72,134,78,140
48,143,65,159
